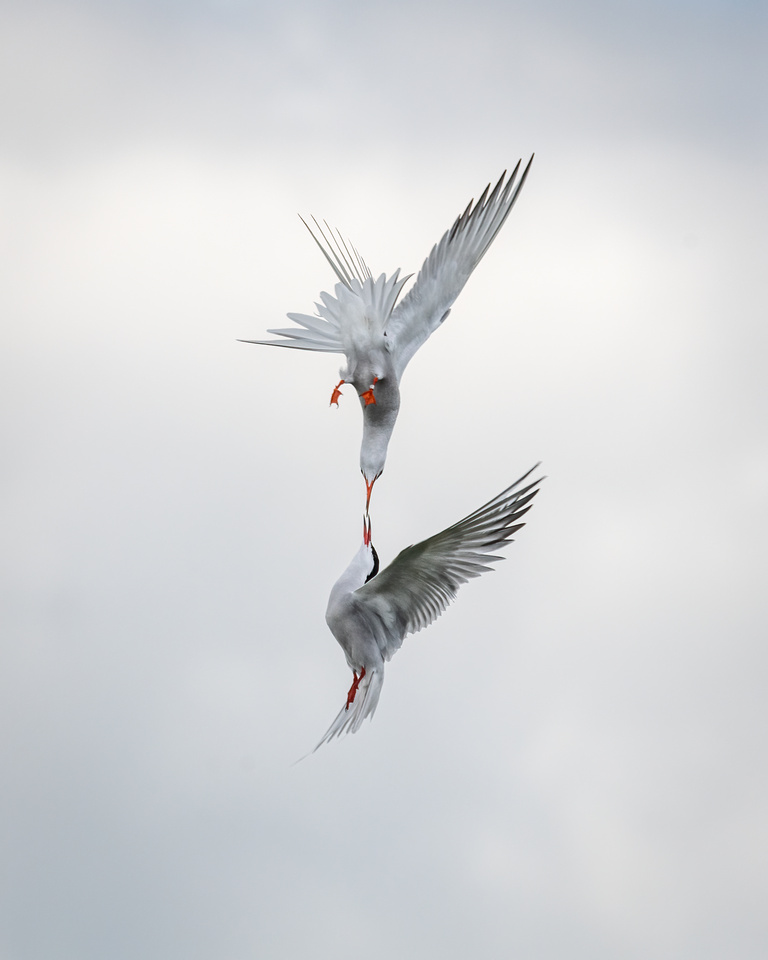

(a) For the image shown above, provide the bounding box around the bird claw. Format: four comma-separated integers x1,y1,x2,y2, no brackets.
345,667,366,710
330,380,345,406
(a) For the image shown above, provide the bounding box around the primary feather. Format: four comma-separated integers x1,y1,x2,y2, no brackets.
386,159,533,378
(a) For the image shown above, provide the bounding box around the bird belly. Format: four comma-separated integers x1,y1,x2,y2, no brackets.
326,599,384,674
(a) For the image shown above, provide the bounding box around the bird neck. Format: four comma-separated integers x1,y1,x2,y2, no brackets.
328,543,375,602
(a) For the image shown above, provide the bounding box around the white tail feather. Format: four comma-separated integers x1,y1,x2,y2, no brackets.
242,271,411,358
311,668,384,753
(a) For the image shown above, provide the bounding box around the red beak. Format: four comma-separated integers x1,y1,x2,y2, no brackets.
363,514,372,546
365,476,375,512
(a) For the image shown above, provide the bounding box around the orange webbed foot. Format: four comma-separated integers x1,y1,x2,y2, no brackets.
330,380,345,406
359,376,379,406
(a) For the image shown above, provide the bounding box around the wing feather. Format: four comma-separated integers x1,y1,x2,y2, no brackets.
356,465,542,661
386,157,534,377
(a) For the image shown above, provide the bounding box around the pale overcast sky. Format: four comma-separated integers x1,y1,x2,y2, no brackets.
1,1,767,958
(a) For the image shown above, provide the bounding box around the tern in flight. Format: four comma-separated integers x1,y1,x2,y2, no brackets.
242,158,533,509
312,465,542,752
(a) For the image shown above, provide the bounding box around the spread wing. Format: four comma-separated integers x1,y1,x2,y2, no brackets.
385,157,533,378
356,465,542,662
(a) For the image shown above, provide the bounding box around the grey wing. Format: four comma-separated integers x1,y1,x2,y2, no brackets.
356,464,542,661
385,157,533,378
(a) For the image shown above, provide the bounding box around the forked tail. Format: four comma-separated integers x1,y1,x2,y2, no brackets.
311,668,384,753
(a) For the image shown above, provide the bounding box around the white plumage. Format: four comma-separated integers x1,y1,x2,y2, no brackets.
242,158,533,508
313,465,542,752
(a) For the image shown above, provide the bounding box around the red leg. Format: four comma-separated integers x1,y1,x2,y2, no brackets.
345,667,367,710
330,380,345,406
359,376,379,406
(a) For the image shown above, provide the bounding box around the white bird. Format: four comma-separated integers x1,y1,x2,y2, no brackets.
242,158,533,510
313,465,542,752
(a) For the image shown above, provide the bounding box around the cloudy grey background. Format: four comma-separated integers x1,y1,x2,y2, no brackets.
1,0,766,957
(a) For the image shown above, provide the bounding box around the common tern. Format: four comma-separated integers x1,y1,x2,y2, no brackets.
313,465,542,752
242,159,533,509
